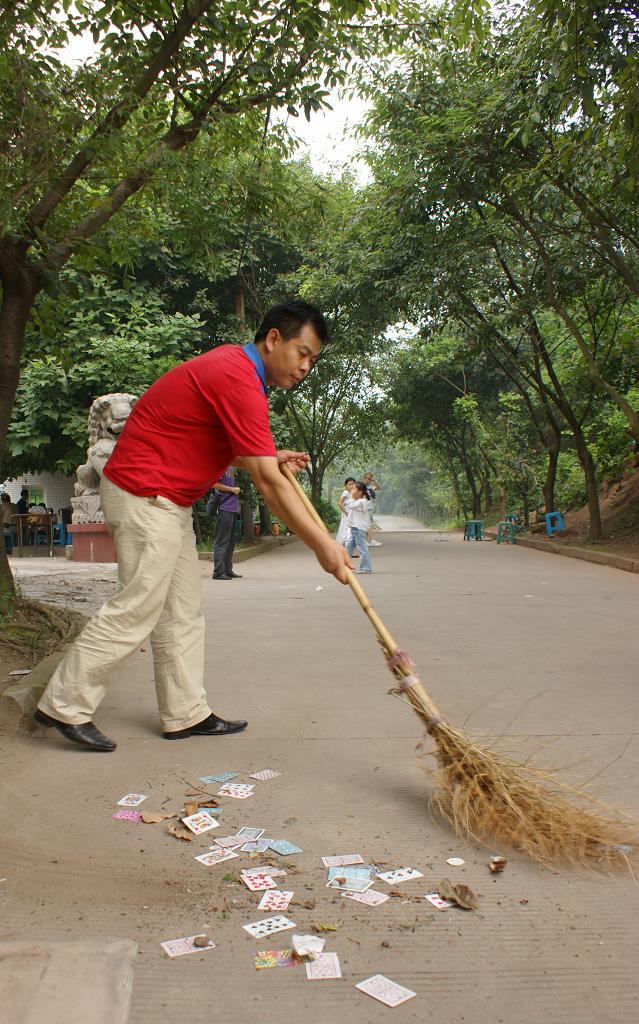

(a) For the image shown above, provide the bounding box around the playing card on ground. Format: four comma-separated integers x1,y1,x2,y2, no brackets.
327,876,373,892
160,935,216,958
424,892,455,909
195,849,238,867
327,865,372,882
242,872,277,892
341,889,390,907
321,854,364,867
258,890,294,912
268,839,303,856
254,949,298,970
306,953,342,980
243,915,296,939
112,809,142,822
117,793,148,807
198,771,239,784
376,867,423,885
355,975,417,1007
236,826,265,840
181,811,220,835
243,864,286,878
240,839,271,853
213,835,245,848
218,783,254,799
248,769,282,781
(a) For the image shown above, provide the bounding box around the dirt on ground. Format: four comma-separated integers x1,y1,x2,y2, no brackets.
541,468,639,557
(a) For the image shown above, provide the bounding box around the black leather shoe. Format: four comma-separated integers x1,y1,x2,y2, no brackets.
229,571,242,578
212,574,232,580
163,713,248,740
34,709,117,751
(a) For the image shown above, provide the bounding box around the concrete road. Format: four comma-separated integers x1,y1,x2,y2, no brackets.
1,533,638,1023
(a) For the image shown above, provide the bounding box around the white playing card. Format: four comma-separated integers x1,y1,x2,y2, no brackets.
243,864,286,878
236,827,265,839
249,769,282,781
240,839,271,853
306,952,342,980
213,835,246,848
258,890,294,912
355,974,417,1007
181,811,220,835
341,889,390,907
327,876,373,892
424,892,455,909
195,849,238,867
160,935,216,958
376,867,423,885
243,915,296,938
218,783,254,799
321,854,364,867
242,872,277,892
117,793,148,807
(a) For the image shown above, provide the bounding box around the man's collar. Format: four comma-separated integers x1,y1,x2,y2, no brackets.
242,342,268,396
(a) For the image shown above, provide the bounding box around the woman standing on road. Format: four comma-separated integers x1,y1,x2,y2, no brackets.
345,481,373,573
336,477,356,546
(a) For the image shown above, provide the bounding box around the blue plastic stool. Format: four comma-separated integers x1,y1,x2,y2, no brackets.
496,521,516,544
53,522,67,546
464,519,485,541
545,511,565,536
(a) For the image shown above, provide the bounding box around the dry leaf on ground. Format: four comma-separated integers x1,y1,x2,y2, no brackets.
141,811,177,824
437,878,479,910
167,822,193,842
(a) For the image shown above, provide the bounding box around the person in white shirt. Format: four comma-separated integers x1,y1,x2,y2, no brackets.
363,472,383,546
336,476,355,546
345,481,373,573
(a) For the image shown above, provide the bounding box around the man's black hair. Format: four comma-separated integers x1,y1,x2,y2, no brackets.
254,301,329,345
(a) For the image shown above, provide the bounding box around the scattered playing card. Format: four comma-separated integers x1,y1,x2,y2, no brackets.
355,974,417,1008
195,849,238,867
243,915,296,939
424,892,455,909
160,935,216,958
268,839,303,856
117,793,148,807
236,827,265,840
112,809,142,822
248,769,282,782
446,857,465,867
376,867,423,885
306,952,342,980
258,890,294,912
254,949,298,970
241,839,272,853
242,872,277,892
321,854,364,867
218,783,254,799
341,889,390,907
182,811,220,835
198,772,239,784
327,865,372,882
213,835,246,848
244,864,286,878
327,876,373,892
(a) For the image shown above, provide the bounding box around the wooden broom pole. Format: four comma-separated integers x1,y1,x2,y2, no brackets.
280,464,401,661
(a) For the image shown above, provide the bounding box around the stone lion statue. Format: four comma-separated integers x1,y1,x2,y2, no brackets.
71,393,137,523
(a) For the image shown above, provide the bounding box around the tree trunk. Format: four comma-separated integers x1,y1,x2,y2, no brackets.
240,501,254,544
498,485,506,521
572,429,603,541
258,500,273,537
542,443,560,515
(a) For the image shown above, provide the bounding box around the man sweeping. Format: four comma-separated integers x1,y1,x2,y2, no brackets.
35,301,351,752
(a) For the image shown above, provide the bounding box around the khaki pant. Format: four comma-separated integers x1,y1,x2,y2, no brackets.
38,476,212,731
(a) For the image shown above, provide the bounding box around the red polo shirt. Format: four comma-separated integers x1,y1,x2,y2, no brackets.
103,345,276,506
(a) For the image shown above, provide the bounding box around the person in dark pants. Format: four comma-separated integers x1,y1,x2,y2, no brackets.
210,467,241,580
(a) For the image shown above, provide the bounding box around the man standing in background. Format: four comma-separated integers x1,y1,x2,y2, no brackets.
210,467,241,581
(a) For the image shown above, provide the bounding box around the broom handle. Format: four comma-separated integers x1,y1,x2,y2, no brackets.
280,464,401,660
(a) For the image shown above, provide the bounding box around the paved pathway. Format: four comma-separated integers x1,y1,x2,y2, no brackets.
1,533,638,1023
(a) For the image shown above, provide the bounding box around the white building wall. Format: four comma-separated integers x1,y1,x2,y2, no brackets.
1,471,75,512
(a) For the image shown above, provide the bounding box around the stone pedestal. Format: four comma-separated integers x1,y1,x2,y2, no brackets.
68,523,117,562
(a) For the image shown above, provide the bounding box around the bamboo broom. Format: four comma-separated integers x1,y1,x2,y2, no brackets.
282,464,637,867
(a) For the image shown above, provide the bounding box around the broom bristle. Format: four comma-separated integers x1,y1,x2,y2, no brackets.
427,722,637,866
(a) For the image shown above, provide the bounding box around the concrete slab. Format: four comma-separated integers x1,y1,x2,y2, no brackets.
0,939,137,1024
1,533,637,1024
